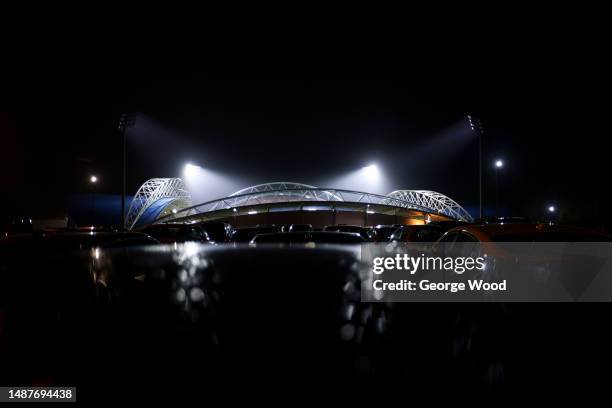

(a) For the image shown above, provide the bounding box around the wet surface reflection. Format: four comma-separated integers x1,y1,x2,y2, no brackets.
1,241,584,392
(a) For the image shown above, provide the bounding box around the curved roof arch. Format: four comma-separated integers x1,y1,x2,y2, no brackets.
230,182,318,196
125,178,192,230
228,182,343,206
149,182,472,225
386,190,473,222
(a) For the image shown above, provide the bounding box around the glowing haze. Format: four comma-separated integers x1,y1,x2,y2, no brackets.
320,164,392,195
182,163,243,204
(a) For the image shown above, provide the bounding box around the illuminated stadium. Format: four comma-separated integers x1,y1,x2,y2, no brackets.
126,178,473,230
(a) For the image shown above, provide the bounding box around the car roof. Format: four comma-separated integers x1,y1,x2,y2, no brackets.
0,231,155,248
145,224,193,228
252,231,365,243
447,223,609,240
397,224,441,229
236,226,277,231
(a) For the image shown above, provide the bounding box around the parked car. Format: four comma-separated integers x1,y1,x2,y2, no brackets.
323,225,374,241
1,216,33,236
250,231,365,244
198,221,233,243
0,231,159,250
389,224,446,242
230,226,280,243
438,223,612,243
287,224,313,232
426,220,469,229
368,225,402,242
473,216,530,225
141,224,212,244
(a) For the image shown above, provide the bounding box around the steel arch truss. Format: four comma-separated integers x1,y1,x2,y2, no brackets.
125,178,192,230
221,182,343,210
147,181,473,225
386,190,473,222
230,182,320,196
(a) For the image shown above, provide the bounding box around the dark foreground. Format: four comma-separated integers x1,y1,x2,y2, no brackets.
1,241,610,402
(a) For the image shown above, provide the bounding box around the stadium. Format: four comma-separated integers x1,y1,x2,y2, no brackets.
125,178,473,231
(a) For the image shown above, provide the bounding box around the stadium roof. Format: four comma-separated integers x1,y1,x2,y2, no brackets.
126,179,473,229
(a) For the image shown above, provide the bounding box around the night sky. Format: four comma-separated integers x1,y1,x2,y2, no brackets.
2,65,608,226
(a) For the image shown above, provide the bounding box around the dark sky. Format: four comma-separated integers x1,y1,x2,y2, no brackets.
1,54,609,224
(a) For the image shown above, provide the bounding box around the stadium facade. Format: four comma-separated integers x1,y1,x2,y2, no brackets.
125,178,473,230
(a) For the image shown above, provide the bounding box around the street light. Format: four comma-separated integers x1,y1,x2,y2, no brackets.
119,113,138,230
493,159,504,216
547,205,557,224
89,175,98,225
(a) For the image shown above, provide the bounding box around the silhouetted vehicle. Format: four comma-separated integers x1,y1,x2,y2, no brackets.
70,226,125,233
368,225,400,242
389,225,446,242
141,224,211,244
474,216,530,225
438,223,612,243
2,227,612,399
288,224,313,232
0,231,159,250
250,231,365,244
426,220,469,229
1,216,33,235
198,221,233,243
323,225,374,241
230,226,280,243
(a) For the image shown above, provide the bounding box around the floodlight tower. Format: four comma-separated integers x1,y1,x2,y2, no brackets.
467,115,484,219
119,112,138,229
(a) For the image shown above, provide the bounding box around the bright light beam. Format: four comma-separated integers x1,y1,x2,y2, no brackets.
184,163,200,178
181,162,244,204
320,163,390,195
362,164,380,178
